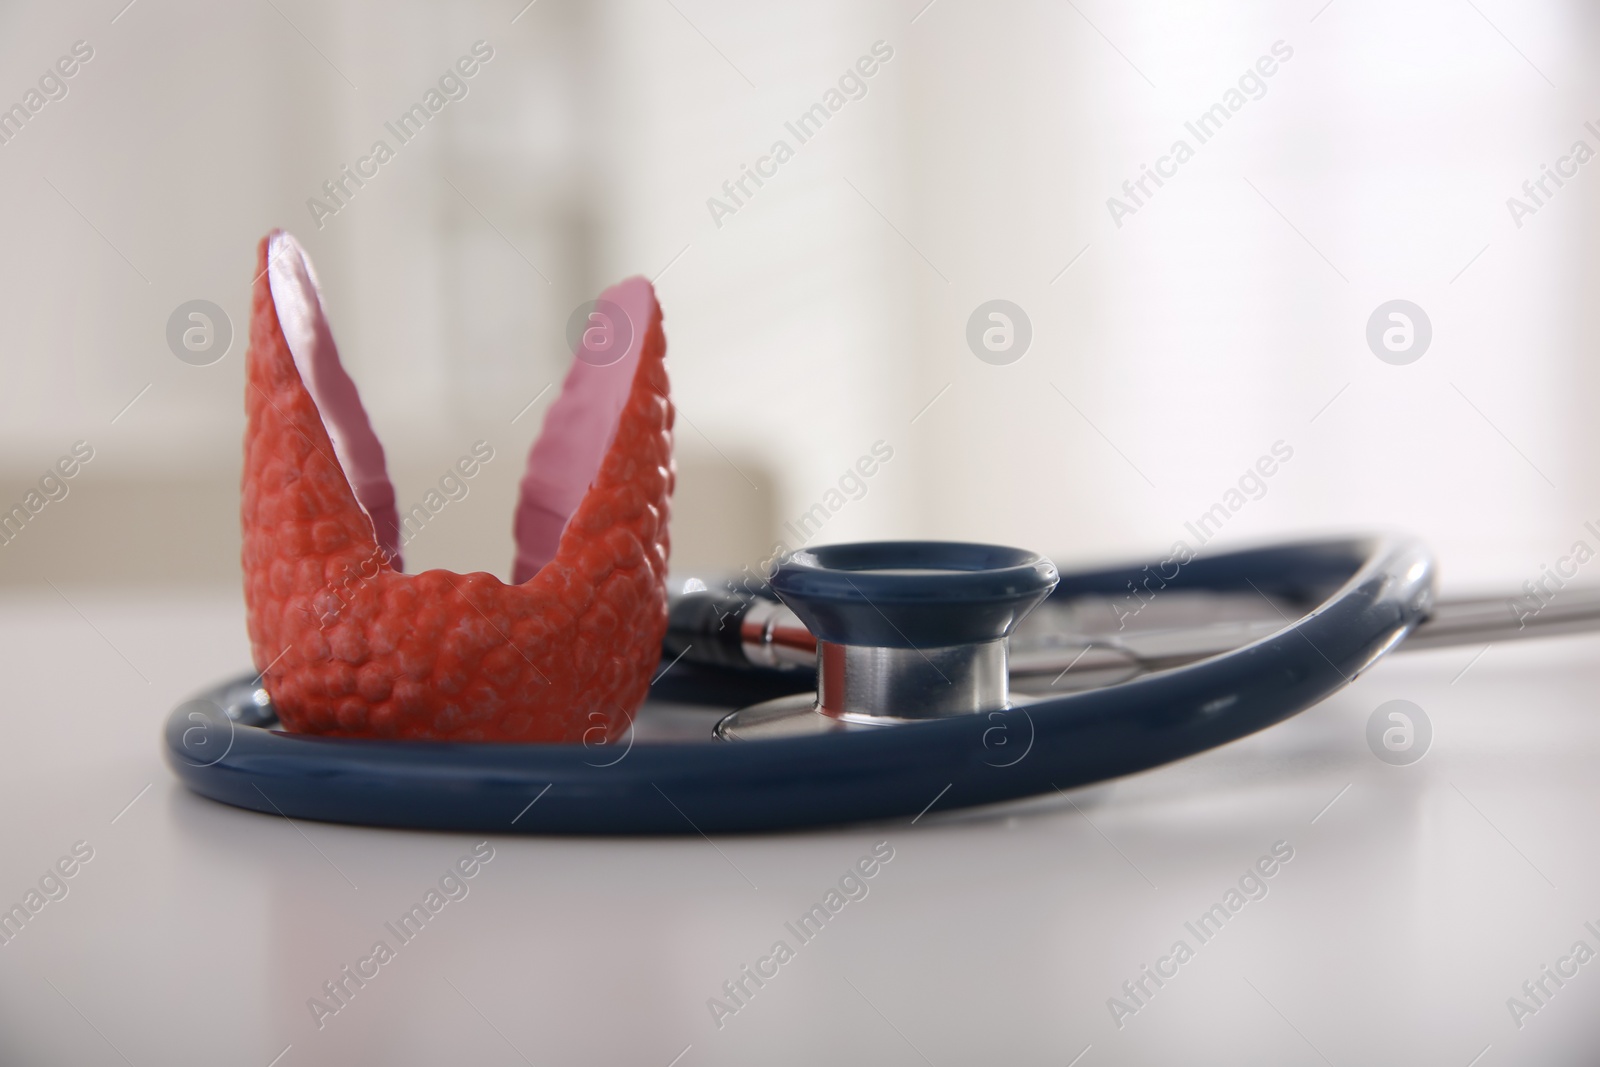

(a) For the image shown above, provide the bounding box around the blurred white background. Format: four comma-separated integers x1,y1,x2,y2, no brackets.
0,0,1596,594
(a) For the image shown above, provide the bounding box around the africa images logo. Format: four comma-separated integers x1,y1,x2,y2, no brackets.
1107,841,1296,1028
966,300,1032,365
1366,300,1431,365
706,41,894,228
706,842,895,1030
1366,699,1431,766
1106,40,1294,227
306,42,494,229
307,842,495,1029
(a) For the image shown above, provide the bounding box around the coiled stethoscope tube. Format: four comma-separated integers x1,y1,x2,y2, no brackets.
164,535,1457,834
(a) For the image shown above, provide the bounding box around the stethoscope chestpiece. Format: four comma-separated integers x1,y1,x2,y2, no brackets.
715,541,1059,740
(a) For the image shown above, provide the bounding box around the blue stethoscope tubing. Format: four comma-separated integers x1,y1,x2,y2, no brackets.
163,536,1433,835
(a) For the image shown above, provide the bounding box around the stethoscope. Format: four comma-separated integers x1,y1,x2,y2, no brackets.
164,535,1595,834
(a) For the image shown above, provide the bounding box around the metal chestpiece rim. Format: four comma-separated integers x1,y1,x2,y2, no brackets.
817,638,1010,723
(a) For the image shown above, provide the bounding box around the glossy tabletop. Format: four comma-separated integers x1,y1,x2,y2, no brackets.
1,590,1597,1065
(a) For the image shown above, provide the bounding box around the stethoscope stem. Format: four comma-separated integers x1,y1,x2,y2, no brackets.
1402,587,1600,649
666,584,1600,689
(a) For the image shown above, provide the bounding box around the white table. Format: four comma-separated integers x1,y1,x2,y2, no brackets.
2,591,1597,1065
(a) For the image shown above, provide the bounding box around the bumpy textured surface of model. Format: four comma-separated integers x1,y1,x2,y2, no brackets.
241,231,673,742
